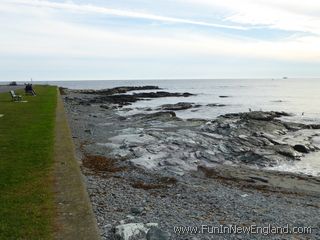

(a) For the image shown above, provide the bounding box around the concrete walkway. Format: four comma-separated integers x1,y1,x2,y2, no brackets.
53,89,101,240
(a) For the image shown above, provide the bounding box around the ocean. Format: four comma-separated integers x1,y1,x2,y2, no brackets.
45,78,320,122
40,78,320,176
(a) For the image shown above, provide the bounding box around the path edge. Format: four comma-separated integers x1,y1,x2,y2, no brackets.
53,88,101,240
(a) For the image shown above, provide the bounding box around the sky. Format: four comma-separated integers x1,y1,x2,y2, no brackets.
0,0,320,81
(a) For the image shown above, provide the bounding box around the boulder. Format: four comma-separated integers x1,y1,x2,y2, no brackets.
131,207,145,215
115,223,158,240
293,144,309,153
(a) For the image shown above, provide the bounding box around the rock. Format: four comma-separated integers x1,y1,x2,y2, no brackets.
118,116,127,121
182,92,193,97
126,215,135,220
84,129,92,134
146,223,159,228
257,132,285,145
249,176,269,183
206,103,227,107
84,89,194,107
146,227,171,240
160,102,194,111
142,111,176,120
115,223,158,240
115,223,147,240
65,85,320,240
310,124,320,129
293,144,310,153
100,104,110,109
242,111,284,121
131,207,145,215
283,122,306,131
68,94,320,174
274,145,302,159
226,111,291,122
121,108,134,112
134,91,194,99
78,86,161,95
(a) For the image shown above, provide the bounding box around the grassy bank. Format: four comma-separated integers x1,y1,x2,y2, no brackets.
0,86,57,239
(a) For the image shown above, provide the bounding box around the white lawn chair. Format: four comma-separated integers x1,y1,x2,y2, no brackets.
10,90,22,101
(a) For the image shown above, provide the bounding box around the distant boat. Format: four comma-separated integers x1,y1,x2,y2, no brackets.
283,77,288,79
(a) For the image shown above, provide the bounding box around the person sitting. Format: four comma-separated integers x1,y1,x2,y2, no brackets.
25,83,36,96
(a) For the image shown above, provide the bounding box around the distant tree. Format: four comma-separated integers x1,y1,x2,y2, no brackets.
9,81,17,86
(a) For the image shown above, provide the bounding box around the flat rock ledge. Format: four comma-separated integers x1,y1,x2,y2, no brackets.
80,110,320,175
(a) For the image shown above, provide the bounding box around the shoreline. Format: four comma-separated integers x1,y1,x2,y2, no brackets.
62,86,320,239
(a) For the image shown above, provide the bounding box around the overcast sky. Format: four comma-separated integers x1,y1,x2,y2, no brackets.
1,0,320,81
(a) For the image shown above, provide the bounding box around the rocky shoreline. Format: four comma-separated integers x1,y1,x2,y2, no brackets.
62,86,320,240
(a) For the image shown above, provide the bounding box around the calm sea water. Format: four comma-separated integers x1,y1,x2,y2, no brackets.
45,78,320,122
38,78,320,176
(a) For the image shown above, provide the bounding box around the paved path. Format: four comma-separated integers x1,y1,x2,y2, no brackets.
53,89,101,240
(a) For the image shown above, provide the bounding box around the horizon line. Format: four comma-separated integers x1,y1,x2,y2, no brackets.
1,77,320,82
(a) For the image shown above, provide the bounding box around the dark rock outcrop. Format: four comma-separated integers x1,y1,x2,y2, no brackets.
160,102,194,111
77,86,161,95
74,86,194,107
293,144,310,153
207,103,227,107
141,111,177,120
134,91,193,98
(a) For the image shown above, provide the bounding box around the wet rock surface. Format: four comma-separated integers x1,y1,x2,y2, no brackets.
63,86,320,240
159,102,195,111
77,109,319,173
206,103,227,107
76,86,161,95
65,86,194,107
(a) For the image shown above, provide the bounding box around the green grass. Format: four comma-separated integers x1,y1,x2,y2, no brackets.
0,86,57,239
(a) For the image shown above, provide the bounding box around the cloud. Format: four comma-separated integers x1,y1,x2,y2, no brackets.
184,0,320,35
0,0,320,80
1,16,319,63
0,0,320,62
2,0,247,30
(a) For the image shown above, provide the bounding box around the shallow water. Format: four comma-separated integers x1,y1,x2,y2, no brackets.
266,152,320,176
40,78,320,176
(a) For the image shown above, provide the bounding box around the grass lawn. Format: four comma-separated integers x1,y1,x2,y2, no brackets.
0,86,57,239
